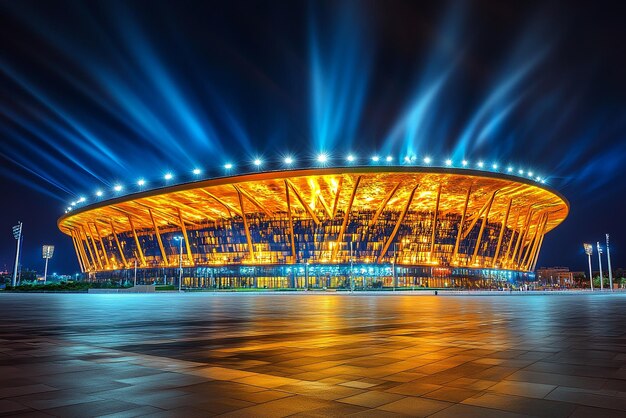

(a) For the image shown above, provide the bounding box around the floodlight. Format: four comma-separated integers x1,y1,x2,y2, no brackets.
477,161,484,168
95,190,103,197
164,173,173,180
371,156,380,162
317,153,328,163
445,159,452,166
462,160,468,166
137,179,145,186
192,168,202,175
347,154,355,162
423,156,432,164
284,156,294,165
386,156,393,162
224,163,233,169
113,184,123,192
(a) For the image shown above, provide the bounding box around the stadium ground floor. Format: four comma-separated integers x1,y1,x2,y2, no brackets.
85,264,535,289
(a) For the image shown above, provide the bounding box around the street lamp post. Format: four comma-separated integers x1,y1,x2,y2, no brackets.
12,222,23,287
584,243,593,291
606,234,614,291
597,241,603,291
42,245,55,284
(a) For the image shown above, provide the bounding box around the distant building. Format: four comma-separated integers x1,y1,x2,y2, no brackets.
536,266,574,286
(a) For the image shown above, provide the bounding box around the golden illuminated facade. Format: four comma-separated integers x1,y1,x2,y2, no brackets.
58,167,568,288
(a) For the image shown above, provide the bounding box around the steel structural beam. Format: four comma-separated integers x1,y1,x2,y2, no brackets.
493,199,512,268
523,212,548,271
377,183,419,263
370,182,402,227
471,191,497,266
503,208,522,265
462,188,498,240
93,222,111,269
530,215,549,271
429,185,442,260
511,207,533,268
332,176,362,261
331,177,344,218
197,189,242,218
70,231,85,272
177,208,195,266
452,186,472,262
82,225,103,270
148,209,168,266
317,192,333,220
284,180,297,263
516,210,538,268
73,229,92,271
234,185,274,217
109,220,128,268
285,180,321,225
236,188,255,261
127,215,146,266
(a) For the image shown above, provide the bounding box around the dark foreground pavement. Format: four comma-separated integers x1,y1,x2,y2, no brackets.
1,292,626,417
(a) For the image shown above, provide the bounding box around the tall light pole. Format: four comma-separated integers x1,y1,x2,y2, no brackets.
175,236,184,292
584,243,593,291
606,234,613,291
597,241,604,291
42,245,55,284
12,222,23,287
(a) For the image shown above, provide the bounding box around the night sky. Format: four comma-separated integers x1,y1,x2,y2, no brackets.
1,0,625,275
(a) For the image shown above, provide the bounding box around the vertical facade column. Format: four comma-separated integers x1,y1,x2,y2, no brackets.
177,208,195,266
452,186,472,262
109,221,128,268
492,199,512,268
148,209,168,265
471,191,497,265
429,185,442,261
128,216,146,266
284,180,297,263
93,223,111,269
332,176,361,261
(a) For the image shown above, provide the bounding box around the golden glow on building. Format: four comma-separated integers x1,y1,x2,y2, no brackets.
58,167,568,276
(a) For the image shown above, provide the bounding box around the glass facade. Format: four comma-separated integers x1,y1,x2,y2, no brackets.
89,263,535,289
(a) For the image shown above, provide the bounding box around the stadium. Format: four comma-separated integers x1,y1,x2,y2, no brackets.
57,164,569,289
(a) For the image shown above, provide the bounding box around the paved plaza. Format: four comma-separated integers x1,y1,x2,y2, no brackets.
1,292,626,417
